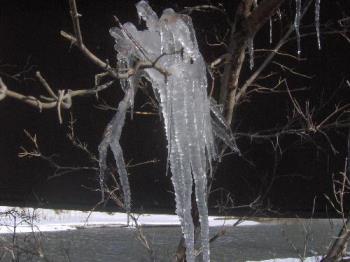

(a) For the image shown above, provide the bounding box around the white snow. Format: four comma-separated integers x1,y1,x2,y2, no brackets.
247,257,323,262
0,206,259,234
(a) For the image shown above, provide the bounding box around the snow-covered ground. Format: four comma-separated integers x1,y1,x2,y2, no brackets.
0,206,259,234
248,255,350,261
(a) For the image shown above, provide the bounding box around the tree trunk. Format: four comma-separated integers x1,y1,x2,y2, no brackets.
322,217,350,261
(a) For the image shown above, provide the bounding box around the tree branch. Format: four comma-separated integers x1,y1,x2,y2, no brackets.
220,0,285,125
68,0,83,46
60,31,119,79
237,0,313,105
0,74,115,123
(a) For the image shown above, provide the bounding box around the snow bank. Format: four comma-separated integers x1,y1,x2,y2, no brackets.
0,206,258,234
247,257,323,262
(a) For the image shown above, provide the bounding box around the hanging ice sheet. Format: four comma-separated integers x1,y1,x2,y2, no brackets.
101,1,239,261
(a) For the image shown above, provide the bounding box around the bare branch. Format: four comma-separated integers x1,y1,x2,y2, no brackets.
60,30,119,79
35,71,57,99
219,0,287,125
18,129,98,180
220,0,316,126
0,75,115,123
236,0,314,108
68,0,83,46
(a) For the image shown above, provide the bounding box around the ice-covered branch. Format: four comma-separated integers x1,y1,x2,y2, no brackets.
98,87,133,211
61,0,172,82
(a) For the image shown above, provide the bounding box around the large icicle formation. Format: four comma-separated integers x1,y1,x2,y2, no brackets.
99,1,238,261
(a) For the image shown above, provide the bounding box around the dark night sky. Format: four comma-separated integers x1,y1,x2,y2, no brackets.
0,0,350,215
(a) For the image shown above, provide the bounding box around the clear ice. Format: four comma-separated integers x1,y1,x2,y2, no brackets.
101,1,238,261
294,0,302,55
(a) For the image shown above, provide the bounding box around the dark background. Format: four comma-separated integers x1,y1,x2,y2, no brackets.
0,0,349,216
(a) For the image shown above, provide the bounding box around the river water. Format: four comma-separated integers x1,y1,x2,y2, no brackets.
1,219,346,262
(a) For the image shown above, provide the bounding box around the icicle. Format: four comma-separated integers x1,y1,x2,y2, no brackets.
107,2,240,261
98,87,134,212
136,0,159,30
248,37,254,70
210,99,239,154
294,0,302,56
269,18,273,44
315,0,321,49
